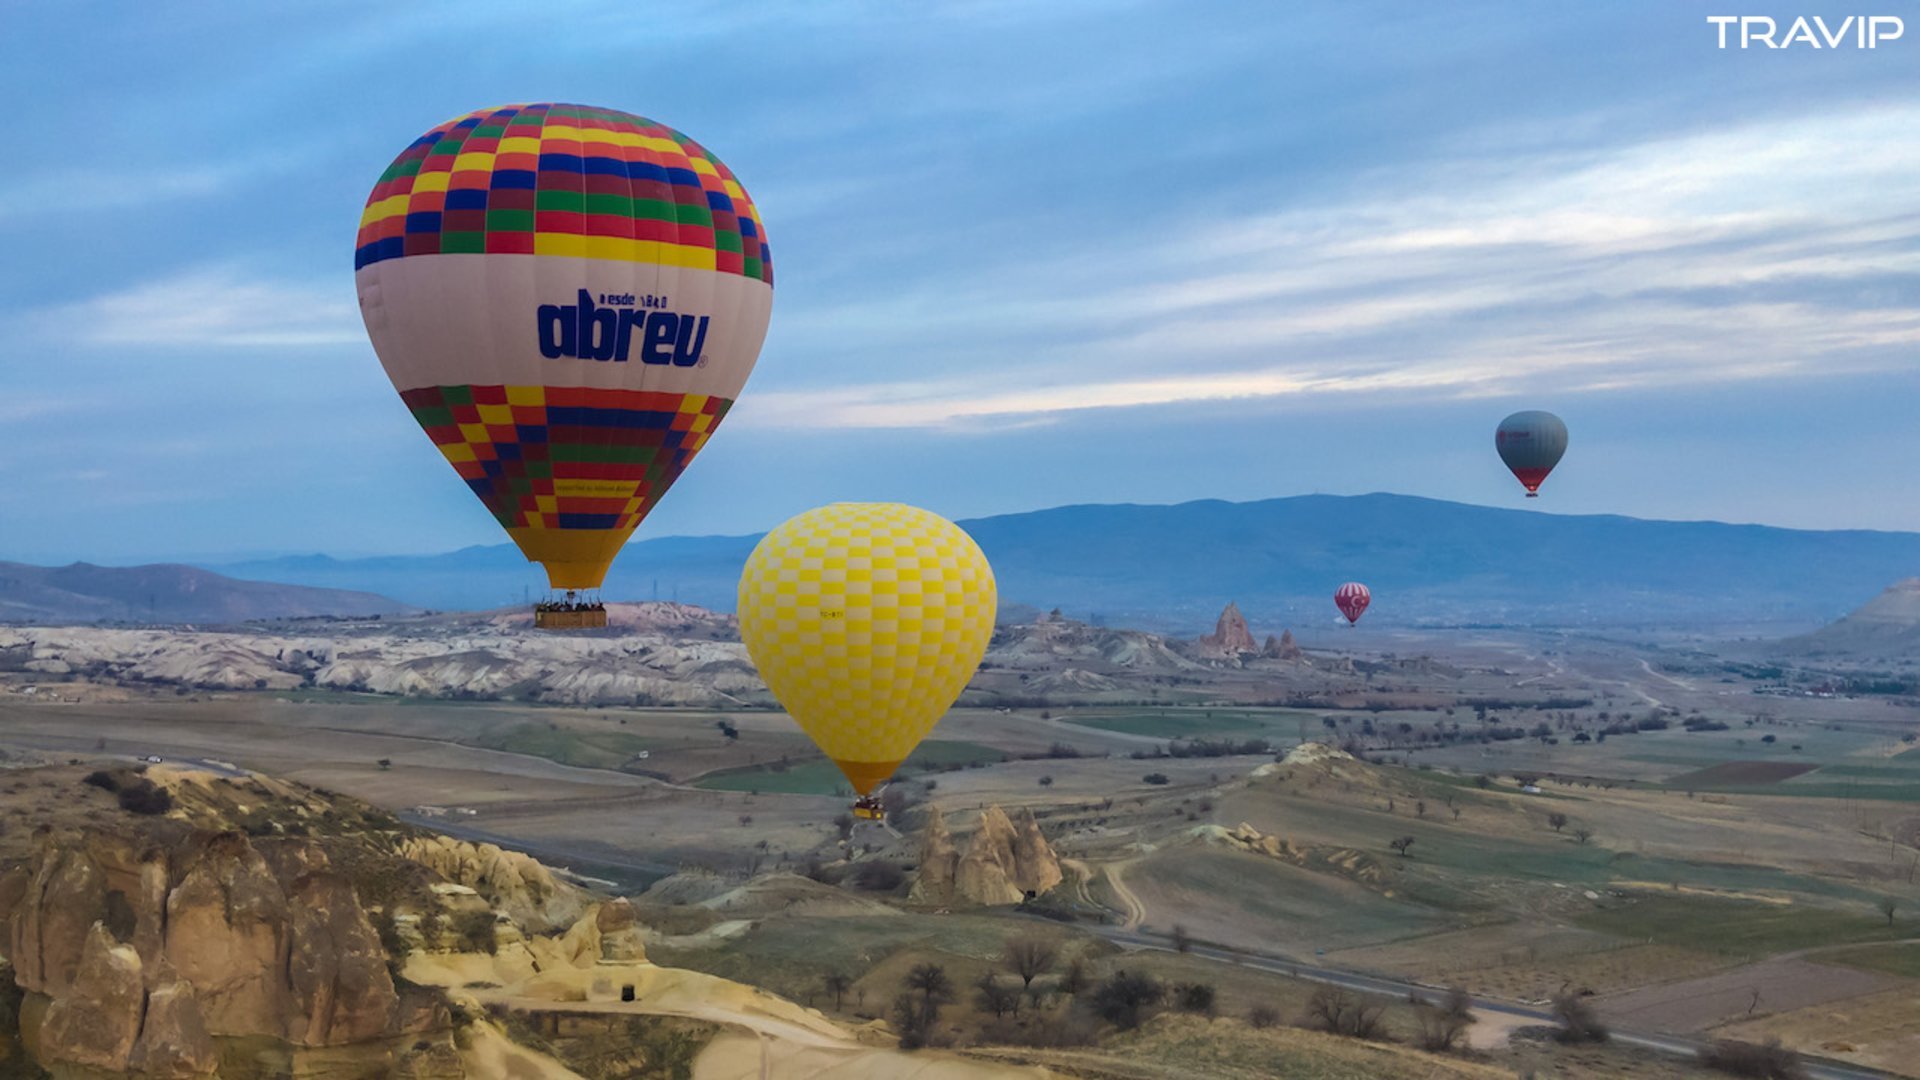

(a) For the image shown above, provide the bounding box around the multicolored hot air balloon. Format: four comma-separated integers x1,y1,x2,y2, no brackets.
355,104,774,626
738,504,997,819
1335,582,1371,625
1495,410,1568,497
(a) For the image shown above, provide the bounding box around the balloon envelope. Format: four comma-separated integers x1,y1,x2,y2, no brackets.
1495,410,1568,496
355,103,774,589
737,504,997,795
1335,581,1371,624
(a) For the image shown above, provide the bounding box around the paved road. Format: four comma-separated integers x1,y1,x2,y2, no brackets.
1089,924,1896,1080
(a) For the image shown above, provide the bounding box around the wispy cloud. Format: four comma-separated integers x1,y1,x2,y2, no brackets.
34,268,360,348
745,102,1920,429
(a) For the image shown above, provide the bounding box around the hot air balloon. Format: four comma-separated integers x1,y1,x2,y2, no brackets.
355,104,774,628
1495,410,1568,497
738,504,997,820
1335,582,1371,625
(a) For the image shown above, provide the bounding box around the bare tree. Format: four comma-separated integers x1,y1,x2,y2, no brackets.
1090,970,1164,1030
1415,987,1475,1052
894,963,952,1050
1306,987,1385,1039
1390,835,1416,857
973,972,1020,1018
1548,812,1569,832
1171,923,1193,953
1573,827,1594,846
1878,897,1898,925
821,972,852,1011
1551,993,1609,1044
907,962,951,1009
1058,958,1089,996
1003,936,1059,991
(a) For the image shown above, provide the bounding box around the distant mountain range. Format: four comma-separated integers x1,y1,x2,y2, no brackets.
0,562,415,625
209,494,1920,632
1778,579,1920,663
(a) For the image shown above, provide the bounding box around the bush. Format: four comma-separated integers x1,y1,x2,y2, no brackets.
1091,970,1164,1030
1552,992,1609,1043
1173,982,1216,1015
1305,987,1385,1039
117,781,172,815
850,860,906,892
1247,1003,1281,1029
83,770,119,792
1142,773,1170,785
1698,1037,1807,1079
1415,988,1474,1051
450,909,498,955
973,973,1021,1018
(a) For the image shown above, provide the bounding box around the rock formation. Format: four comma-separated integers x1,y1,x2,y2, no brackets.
37,923,145,1071
1263,629,1302,660
397,835,585,931
164,832,294,1036
8,825,404,1070
131,979,218,1078
1198,602,1257,655
550,898,651,967
909,806,959,905
912,805,1062,907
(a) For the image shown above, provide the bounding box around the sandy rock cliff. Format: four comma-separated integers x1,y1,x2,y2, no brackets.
398,834,586,932
5,826,414,1073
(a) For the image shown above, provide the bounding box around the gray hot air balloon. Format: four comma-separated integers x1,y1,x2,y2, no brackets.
1495,411,1568,497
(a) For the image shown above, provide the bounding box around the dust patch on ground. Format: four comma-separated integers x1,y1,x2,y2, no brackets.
1710,983,1920,1078
1593,957,1901,1033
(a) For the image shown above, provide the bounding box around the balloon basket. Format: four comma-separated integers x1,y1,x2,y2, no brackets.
534,607,608,630
852,797,885,821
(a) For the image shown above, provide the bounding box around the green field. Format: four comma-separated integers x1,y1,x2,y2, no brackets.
1060,707,1316,740
692,739,1010,795
469,723,656,769
652,913,1035,1000
1575,895,1910,956
1818,942,1920,979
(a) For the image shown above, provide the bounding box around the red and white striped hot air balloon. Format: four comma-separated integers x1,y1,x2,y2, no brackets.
1334,582,1371,626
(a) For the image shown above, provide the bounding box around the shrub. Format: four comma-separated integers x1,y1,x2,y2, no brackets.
1552,992,1608,1043
850,860,906,892
1247,1003,1281,1029
1173,982,1216,1015
1091,971,1164,1030
451,909,498,955
1305,987,1385,1039
117,781,172,815
1057,958,1089,996
973,973,1021,1018
1415,987,1474,1051
1142,773,1170,785
1698,1037,1806,1079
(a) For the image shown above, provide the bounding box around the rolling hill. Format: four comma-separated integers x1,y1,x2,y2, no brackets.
211,494,1920,631
1777,578,1920,662
0,562,416,625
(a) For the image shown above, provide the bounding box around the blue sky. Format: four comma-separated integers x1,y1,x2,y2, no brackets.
2,2,1916,564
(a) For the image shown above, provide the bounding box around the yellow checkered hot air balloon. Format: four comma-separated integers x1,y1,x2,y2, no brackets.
738,504,997,818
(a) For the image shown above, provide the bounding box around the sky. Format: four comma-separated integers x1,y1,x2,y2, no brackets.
1,1,1916,564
